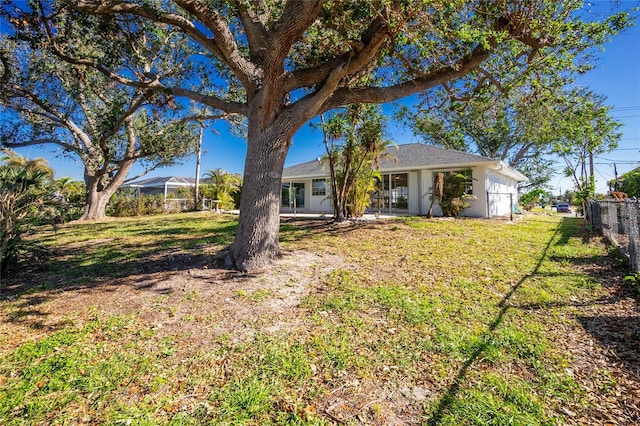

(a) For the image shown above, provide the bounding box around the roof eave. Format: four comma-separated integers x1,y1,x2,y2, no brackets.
282,173,326,180
282,160,528,182
499,161,528,182
378,160,493,173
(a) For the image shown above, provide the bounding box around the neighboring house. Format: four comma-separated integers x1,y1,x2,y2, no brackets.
281,143,527,217
121,176,195,200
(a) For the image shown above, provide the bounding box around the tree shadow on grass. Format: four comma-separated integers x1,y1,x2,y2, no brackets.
0,215,381,334
553,216,603,246
425,224,560,425
279,215,409,245
1,220,239,298
3,213,344,295
426,216,639,424
0,246,244,333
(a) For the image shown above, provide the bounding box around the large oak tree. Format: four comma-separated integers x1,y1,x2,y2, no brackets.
7,0,631,270
0,13,204,221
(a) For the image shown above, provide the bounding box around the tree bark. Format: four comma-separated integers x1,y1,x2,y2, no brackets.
227,129,288,272
80,182,114,221
79,158,134,221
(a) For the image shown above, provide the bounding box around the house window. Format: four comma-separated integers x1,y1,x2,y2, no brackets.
460,169,473,195
371,173,409,212
391,174,409,209
433,169,473,195
312,179,326,196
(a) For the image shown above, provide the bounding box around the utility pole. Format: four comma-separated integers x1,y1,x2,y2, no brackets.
587,149,594,221
589,150,594,190
194,124,203,210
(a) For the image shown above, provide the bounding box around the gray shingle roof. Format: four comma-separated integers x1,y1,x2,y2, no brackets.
283,143,494,178
282,158,329,178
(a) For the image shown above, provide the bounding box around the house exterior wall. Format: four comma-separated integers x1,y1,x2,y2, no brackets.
419,170,443,216
281,164,522,217
282,179,333,213
408,172,420,214
418,167,486,217
413,166,521,218
485,170,518,217
310,179,332,212
463,170,486,217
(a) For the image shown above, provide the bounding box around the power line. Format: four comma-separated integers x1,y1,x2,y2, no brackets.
596,156,639,161
594,161,640,165
611,105,640,111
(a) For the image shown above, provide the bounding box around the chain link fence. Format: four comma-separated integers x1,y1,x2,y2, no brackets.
589,199,640,272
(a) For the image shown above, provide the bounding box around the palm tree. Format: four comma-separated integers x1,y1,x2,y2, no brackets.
203,168,242,210
1,149,53,176
0,150,54,281
319,104,393,219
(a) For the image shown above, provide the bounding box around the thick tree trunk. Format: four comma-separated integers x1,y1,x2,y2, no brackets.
80,185,115,221
79,160,134,221
227,131,288,272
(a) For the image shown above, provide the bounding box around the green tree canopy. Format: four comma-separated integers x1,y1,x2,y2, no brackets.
403,88,561,190
551,89,622,218
614,168,640,198
0,33,201,220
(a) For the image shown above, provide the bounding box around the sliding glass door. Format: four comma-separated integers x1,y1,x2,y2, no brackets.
371,173,408,213
282,182,305,209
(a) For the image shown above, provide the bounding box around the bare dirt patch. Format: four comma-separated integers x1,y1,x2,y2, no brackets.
0,248,349,358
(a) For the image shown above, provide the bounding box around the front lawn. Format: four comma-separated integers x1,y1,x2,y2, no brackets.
1,212,638,424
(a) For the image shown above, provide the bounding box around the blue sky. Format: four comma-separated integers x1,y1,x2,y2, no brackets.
554,0,640,194
10,1,640,195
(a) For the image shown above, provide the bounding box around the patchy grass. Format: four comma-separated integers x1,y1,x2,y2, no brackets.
1,212,637,424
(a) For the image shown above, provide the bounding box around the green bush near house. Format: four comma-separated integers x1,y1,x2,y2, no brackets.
107,192,167,217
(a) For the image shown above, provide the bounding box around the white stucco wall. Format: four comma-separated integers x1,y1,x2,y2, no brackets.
419,167,485,217
282,179,332,213
462,171,486,218
282,164,522,218
485,171,518,217
408,172,420,214
420,170,444,216
309,179,332,212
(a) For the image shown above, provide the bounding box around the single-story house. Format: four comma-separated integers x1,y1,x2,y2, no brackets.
281,143,527,217
121,176,196,200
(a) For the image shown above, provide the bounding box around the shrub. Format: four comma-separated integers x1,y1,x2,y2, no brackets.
520,189,546,211
107,193,165,217
0,154,54,280
432,171,475,217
